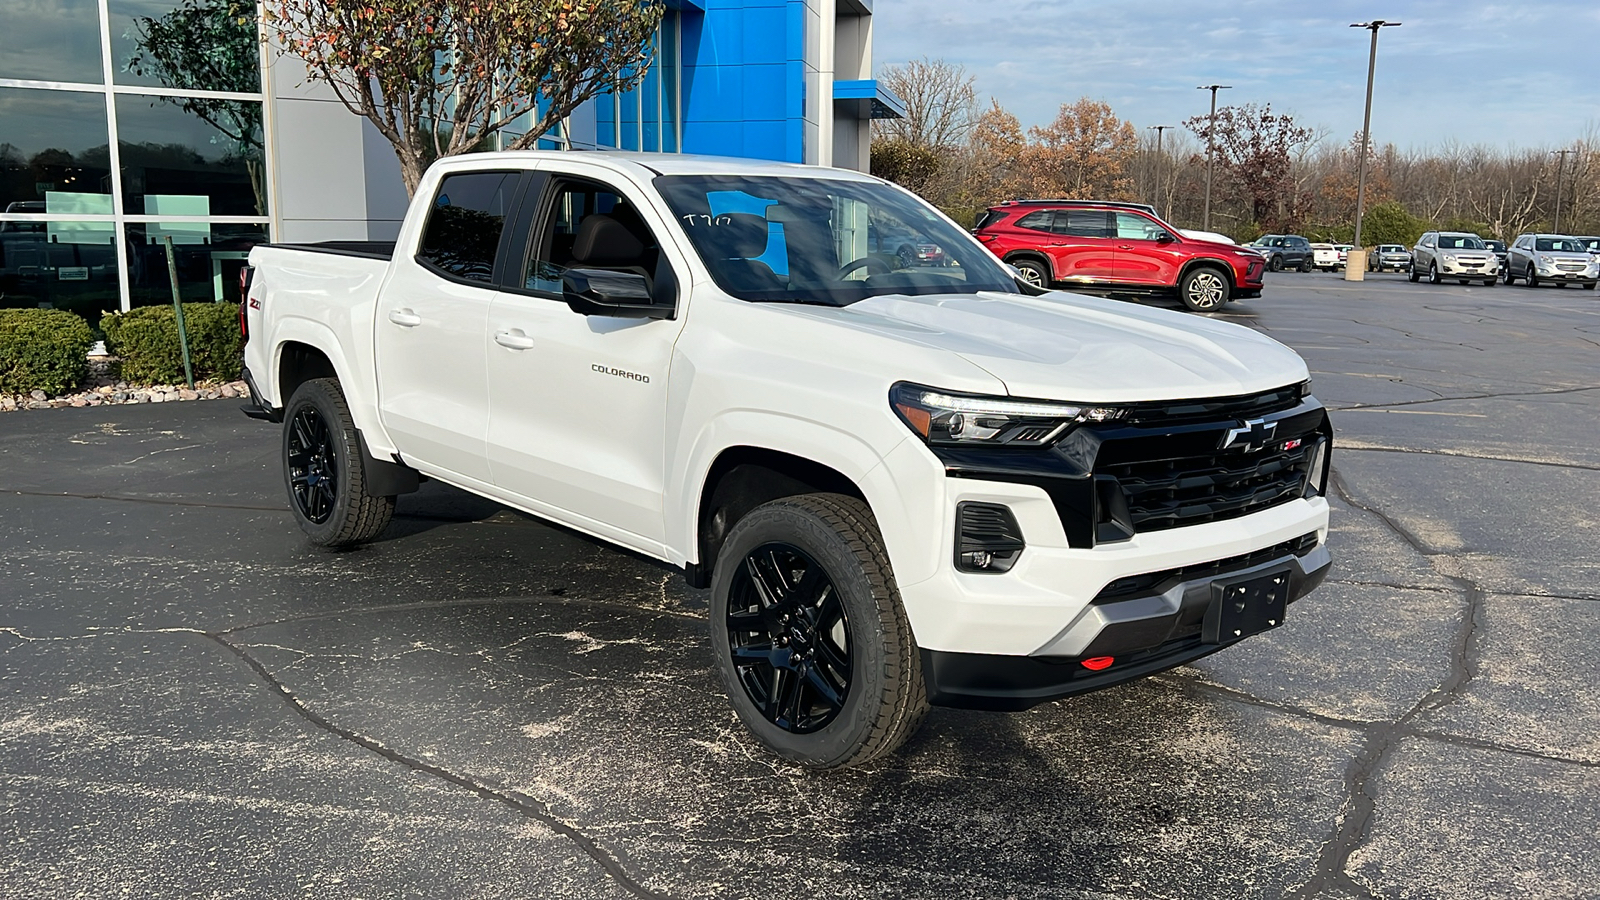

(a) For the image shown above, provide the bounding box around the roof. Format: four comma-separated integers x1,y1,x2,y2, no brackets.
427,149,881,183
991,199,1156,212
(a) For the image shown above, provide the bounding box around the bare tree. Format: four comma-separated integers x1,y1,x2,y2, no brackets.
875,57,978,151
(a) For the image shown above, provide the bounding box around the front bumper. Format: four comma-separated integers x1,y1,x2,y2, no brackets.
1438,260,1497,277
1534,267,1597,283
922,542,1330,710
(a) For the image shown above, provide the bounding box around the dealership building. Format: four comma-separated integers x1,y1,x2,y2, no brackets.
0,0,901,319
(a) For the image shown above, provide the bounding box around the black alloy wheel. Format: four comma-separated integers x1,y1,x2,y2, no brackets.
280,378,395,546
1298,256,1314,273
1268,254,1284,272
709,494,927,768
725,543,853,734
287,405,337,525
896,246,916,270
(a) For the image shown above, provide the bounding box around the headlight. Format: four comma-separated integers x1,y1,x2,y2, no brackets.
890,383,1123,446
1442,253,1457,262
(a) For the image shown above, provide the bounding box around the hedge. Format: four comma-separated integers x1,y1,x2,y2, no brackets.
0,308,95,396
101,303,243,385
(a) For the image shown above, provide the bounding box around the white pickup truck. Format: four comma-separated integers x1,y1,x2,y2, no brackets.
240,151,1332,768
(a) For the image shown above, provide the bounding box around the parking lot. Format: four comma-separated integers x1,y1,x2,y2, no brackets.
3,271,1597,899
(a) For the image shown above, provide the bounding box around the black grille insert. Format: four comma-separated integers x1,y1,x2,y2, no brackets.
1098,439,1318,534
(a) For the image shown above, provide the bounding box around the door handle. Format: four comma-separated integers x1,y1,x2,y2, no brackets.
387,309,422,327
1117,244,1134,250
493,329,535,350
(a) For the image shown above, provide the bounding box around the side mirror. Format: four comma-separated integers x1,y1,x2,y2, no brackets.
562,269,674,320
1156,232,1176,243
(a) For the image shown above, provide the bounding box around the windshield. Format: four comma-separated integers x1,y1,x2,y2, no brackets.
1484,240,1505,251
1437,235,1486,250
1536,238,1584,252
1578,237,1600,252
654,175,1018,305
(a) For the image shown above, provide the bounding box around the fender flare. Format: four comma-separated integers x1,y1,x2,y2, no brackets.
269,317,392,453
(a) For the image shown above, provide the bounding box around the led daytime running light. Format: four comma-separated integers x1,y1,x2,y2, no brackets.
914,390,1085,419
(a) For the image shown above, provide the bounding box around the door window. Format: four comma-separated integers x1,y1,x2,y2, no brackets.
1114,212,1166,241
523,179,662,296
417,171,520,284
1053,210,1113,238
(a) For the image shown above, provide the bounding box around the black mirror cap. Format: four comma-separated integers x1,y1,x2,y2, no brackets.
1157,232,1176,243
562,268,675,320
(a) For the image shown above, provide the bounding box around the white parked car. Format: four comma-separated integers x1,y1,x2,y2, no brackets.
240,151,1333,768
1309,243,1340,271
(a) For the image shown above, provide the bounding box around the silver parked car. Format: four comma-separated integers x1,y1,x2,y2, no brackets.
1504,234,1598,289
1368,244,1411,272
1409,232,1498,286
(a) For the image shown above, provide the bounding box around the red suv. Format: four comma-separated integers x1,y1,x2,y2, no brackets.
973,200,1265,311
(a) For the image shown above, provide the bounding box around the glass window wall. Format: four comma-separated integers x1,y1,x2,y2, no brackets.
110,0,261,93
116,93,266,217
125,221,266,307
0,0,105,84
0,219,122,320
0,88,114,211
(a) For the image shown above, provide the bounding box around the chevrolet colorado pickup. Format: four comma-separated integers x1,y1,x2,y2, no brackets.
239,152,1333,768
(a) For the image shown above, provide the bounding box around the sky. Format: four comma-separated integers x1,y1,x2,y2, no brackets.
870,0,1597,152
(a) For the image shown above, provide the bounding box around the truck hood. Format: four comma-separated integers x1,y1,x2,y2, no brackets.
788,291,1309,403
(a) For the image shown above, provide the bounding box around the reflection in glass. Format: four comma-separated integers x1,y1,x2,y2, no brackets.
0,219,122,320
116,94,266,217
125,221,266,308
113,0,261,93
0,0,105,84
0,88,114,211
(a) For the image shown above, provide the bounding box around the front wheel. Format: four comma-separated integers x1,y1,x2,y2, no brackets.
1585,282,1597,291
1268,255,1284,272
282,378,395,547
1483,278,1496,287
1180,267,1230,312
1504,267,1517,285
1527,266,1540,288
1299,257,1314,273
1429,263,1443,285
1408,265,1420,283
710,494,927,769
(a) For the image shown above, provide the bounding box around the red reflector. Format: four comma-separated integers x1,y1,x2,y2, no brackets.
1284,438,1303,451
1081,656,1114,671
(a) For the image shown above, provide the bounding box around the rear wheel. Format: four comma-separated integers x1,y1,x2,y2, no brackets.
1180,267,1230,312
710,494,927,769
1010,258,1049,288
282,378,395,547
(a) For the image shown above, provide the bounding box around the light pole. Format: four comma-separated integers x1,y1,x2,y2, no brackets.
1351,20,1400,254
1198,85,1231,231
1552,148,1574,232
1149,125,1173,220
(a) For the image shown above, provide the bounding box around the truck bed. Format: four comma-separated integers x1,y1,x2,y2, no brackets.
265,241,397,261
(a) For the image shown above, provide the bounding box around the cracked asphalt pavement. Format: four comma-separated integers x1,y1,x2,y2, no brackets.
3,271,1598,899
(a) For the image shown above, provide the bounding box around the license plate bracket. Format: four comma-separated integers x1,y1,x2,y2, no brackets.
1204,568,1291,644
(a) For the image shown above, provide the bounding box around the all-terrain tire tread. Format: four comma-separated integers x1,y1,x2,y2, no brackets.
289,378,395,547
774,493,928,767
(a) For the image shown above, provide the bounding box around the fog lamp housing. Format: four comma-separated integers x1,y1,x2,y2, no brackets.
955,502,1025,573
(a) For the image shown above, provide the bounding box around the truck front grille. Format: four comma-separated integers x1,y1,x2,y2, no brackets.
1097,441,1315,533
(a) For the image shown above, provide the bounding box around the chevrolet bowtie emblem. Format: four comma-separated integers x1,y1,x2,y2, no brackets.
1220,417,1277,452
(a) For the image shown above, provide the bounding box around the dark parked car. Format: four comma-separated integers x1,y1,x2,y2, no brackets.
971,199,1266,311
1482,239,1508,270
1245,234,1314,272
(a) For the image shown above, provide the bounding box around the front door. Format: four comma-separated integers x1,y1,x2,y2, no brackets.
374,169,525,484
1111,211,1184,287
485,172,688,552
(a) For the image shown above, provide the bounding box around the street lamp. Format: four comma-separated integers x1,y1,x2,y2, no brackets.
1149,125,1173,220
1198,85,1231,232
1552,148,1575,233
1350,20,1400,255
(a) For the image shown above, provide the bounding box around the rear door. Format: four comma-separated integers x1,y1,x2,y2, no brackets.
374,169,527,484
484,169,689,552
1045,209,1119,282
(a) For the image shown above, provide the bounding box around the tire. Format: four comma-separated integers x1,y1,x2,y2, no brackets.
1268,254,1284,272
282,378,395,547
1298,257,1314,273
1586,281,1597,291
1504,266,1517,285
1458,279,1470,285
1180,266,1230,312
709,494,927,769
1408,265,1420,283
1428,263,1443,285
1526,265,1539,288
1483,279,1496,287
1010,258,1049,288
896,246,915,270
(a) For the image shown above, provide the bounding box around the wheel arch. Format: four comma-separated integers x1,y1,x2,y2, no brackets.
1002,250,1053,280
686,446,868,589
1178,257,1237,289
267,317,391,454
